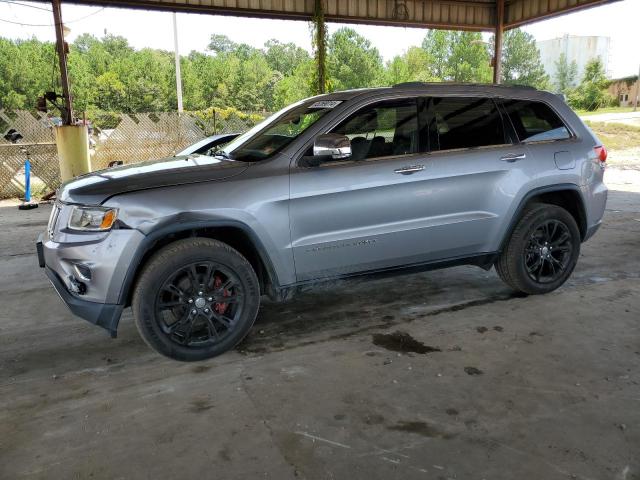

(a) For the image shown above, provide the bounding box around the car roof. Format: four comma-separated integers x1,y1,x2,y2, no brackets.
311,82,555,102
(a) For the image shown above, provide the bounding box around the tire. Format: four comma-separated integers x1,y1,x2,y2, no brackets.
495,203,581,295
132,238,260,361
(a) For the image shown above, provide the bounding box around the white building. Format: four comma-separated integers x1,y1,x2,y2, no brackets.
536,35,610,87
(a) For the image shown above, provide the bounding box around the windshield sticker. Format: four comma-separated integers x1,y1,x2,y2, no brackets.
309,100,342,109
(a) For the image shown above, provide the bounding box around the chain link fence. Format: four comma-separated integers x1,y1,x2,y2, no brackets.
0,109,266,200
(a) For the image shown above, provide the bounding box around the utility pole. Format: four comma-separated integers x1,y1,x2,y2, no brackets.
493,0,505,84
634,63,639,112
51,0,72,125
173,12,183,113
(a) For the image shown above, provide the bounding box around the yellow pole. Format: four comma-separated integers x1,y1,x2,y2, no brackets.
54,125,91,182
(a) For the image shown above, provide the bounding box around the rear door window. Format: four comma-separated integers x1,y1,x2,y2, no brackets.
330,99,420,160
426,97,508,151
501,99,571,142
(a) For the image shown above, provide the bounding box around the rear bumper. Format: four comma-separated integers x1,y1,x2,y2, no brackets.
38,234,123,337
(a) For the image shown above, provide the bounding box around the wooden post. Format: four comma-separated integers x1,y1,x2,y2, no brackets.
51,0,73,125
314,0,327,94
51,0,91,178
493,0,505,84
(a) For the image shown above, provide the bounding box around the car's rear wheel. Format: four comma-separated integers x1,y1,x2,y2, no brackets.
132,238,260,361
496,203,581,295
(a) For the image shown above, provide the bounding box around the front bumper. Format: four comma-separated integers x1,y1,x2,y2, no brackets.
37,228,143,336
44,264,123,337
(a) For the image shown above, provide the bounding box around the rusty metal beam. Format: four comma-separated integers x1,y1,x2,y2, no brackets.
30,0,621,32
31,0,498,30
51,0,73,125
493,0,504,84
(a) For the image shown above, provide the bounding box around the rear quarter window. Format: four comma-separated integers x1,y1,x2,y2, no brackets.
501,99,571,142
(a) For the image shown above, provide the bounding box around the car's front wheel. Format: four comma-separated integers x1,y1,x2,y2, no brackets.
132,238,260,361
496,203,581,295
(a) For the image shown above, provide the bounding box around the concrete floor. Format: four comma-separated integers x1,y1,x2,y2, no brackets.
1,171,639,480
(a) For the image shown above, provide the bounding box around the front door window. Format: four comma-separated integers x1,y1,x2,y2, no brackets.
330,99,420,161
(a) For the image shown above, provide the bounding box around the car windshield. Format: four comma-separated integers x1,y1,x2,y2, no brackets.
219,100,338,162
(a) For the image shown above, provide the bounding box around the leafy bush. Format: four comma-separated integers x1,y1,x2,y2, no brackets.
567,57,613,111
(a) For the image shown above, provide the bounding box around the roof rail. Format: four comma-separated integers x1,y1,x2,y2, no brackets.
392,81,537,90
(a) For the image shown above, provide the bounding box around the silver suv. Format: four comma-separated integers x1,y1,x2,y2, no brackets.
37,83,608,361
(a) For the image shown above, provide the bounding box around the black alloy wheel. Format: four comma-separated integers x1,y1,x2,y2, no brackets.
524,219,573,284
156,261,244,347
133,238,260,361
495,203,581,295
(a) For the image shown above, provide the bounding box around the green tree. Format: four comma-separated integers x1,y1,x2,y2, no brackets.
208,34,236,55
264,39,310,76
554,52,578,94
2,90,26,110
273,59,316,109
421,31,491,82
327,28,384,91
93,71,125,111
386,55,411,85
0,38,57,110
385,47,435,85
568,57,612,111
499,28,549,88
448,32,492,82
421,30,450,79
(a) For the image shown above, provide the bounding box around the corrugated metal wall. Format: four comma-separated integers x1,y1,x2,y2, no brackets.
505,0,619,27
323,0,495,30
42,0,497,29
32,0,619,30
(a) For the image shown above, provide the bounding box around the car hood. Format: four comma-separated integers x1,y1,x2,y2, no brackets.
58,155,250,205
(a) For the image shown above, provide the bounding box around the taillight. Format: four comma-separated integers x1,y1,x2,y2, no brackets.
594,145,607,163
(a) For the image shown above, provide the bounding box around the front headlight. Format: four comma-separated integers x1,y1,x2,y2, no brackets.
68,206,118,231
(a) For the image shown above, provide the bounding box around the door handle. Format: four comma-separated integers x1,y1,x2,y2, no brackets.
500,153,527,162
394,165,425,175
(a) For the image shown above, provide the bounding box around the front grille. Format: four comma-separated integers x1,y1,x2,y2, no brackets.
47,203,61,238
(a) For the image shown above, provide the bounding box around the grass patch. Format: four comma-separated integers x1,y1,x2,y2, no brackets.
576,106,636,116
584,121,640,151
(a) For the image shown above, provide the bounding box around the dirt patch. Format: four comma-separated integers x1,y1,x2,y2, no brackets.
372,331,441,354
363,413,385,425
190,398,214,413
388,421,455,439
464,366,483,376
192,365,211,373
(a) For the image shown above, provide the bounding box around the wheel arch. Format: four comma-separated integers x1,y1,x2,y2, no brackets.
499,184,588,252
118,220,280,307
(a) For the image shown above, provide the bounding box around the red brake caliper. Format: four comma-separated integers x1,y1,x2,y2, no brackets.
213,276,230,314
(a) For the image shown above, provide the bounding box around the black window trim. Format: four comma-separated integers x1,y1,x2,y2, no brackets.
292,93,576,167
294,94,424,167
422,95,514,154
495,97,577,145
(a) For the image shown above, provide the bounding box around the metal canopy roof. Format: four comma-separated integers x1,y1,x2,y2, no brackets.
35,0,620,31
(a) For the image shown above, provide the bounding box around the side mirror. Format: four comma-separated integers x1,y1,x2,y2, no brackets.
314,133,351,160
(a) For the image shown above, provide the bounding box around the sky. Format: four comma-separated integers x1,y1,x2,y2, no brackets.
0,0,639,78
